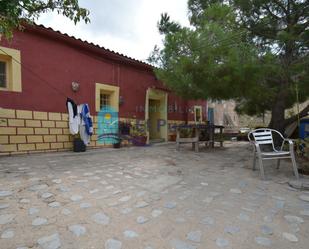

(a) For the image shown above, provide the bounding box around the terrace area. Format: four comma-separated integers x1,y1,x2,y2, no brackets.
0,142,308,249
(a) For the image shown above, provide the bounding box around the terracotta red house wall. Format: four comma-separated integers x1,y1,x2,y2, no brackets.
0,25,205,121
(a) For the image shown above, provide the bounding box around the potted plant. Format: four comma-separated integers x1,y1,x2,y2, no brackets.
114,121,131,147
130,124,147,146
73,134,86,152
119,121,131,135
169,133,177,141
296,138,309,175
113,131,122,149
179,128,193,138
113,139,121,148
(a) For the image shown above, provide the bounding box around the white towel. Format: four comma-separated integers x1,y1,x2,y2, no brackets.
67,102,80,135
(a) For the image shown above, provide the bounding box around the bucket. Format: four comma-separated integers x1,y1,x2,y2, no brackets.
73,138,86,152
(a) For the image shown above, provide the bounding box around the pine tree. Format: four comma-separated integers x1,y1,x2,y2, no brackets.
149,0,309,132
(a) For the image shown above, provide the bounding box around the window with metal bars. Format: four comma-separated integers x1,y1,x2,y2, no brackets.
100,93,111,109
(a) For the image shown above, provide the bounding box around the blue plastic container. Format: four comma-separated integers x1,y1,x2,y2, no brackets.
299,118,309,139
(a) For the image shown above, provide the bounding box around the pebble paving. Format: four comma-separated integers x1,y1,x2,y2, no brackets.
91,212,110,225
105,238,122,249
187,230,202,242
32,217,48,226
0,142,309,248
68,224,86,237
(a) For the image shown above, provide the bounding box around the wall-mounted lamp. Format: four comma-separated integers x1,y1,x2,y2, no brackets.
71,81,80,92
119,95,124,105
174,102,178,112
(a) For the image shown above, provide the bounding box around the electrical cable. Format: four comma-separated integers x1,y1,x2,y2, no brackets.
0,46,68,98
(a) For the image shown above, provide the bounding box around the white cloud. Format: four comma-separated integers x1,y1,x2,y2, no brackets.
37,0,189,62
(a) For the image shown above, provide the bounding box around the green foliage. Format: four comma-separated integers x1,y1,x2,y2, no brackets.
188,0,226,26
0,0,90,39
149,0,309,130
158,13,181,35
130,122,146,137
179,128,194,138
296,138,309,161
295,137,309,172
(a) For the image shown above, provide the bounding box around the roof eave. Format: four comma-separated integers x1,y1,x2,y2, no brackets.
23,23,155,72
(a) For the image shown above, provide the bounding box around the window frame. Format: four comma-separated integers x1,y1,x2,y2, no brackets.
0,59,8,89
0,46,22,92
95,83,119,112
194,105,203,123
100,92,111,110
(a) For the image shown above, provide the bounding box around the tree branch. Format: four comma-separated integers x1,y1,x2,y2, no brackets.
17,2,51,14
273,0,289,16
284,103,309,127
264,4,281,20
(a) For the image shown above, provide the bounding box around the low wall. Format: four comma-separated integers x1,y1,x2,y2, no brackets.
0,108,183,156
0,108,103,156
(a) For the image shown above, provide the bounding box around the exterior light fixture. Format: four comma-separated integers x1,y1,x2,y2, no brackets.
119,95,124,105
71,81,80,92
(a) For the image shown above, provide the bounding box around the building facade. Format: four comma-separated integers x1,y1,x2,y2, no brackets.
208,100,269,132
0,24,207,155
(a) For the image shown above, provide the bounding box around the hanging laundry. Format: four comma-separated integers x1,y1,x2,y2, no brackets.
66,98,77,117
66,98,79,135
79,103,93,145
81,103,94,136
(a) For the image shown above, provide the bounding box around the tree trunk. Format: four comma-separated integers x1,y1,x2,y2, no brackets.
268,91,286,133
269,99,309,134
269,104,286,133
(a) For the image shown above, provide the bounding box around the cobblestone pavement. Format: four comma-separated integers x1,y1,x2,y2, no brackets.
0,142,309,249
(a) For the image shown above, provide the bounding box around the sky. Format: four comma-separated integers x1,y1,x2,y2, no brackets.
37,0,190,62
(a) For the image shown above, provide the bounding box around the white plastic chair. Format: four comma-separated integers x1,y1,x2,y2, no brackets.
248,128,299,180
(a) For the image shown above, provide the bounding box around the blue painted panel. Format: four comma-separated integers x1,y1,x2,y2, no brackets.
208,108,214,124
98,106,119,144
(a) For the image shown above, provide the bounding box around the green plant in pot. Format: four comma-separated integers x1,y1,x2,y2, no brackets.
295,138,309,175
119,121,131,135
130,124,147,146
179,128,194,138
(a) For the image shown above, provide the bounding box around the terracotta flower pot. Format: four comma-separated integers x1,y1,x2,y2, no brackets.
169,134,177,141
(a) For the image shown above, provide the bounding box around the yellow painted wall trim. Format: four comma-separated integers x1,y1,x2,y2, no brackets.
194,105,202,123
95,83,119,112
0,46,22,92
145,88,168,143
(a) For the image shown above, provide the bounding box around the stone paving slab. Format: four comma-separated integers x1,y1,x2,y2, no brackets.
0,142,308,249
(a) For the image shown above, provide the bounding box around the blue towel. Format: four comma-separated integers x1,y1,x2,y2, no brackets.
81,104,93,136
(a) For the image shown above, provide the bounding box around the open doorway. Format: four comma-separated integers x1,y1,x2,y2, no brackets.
149,99,161,140
145,88,168,143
